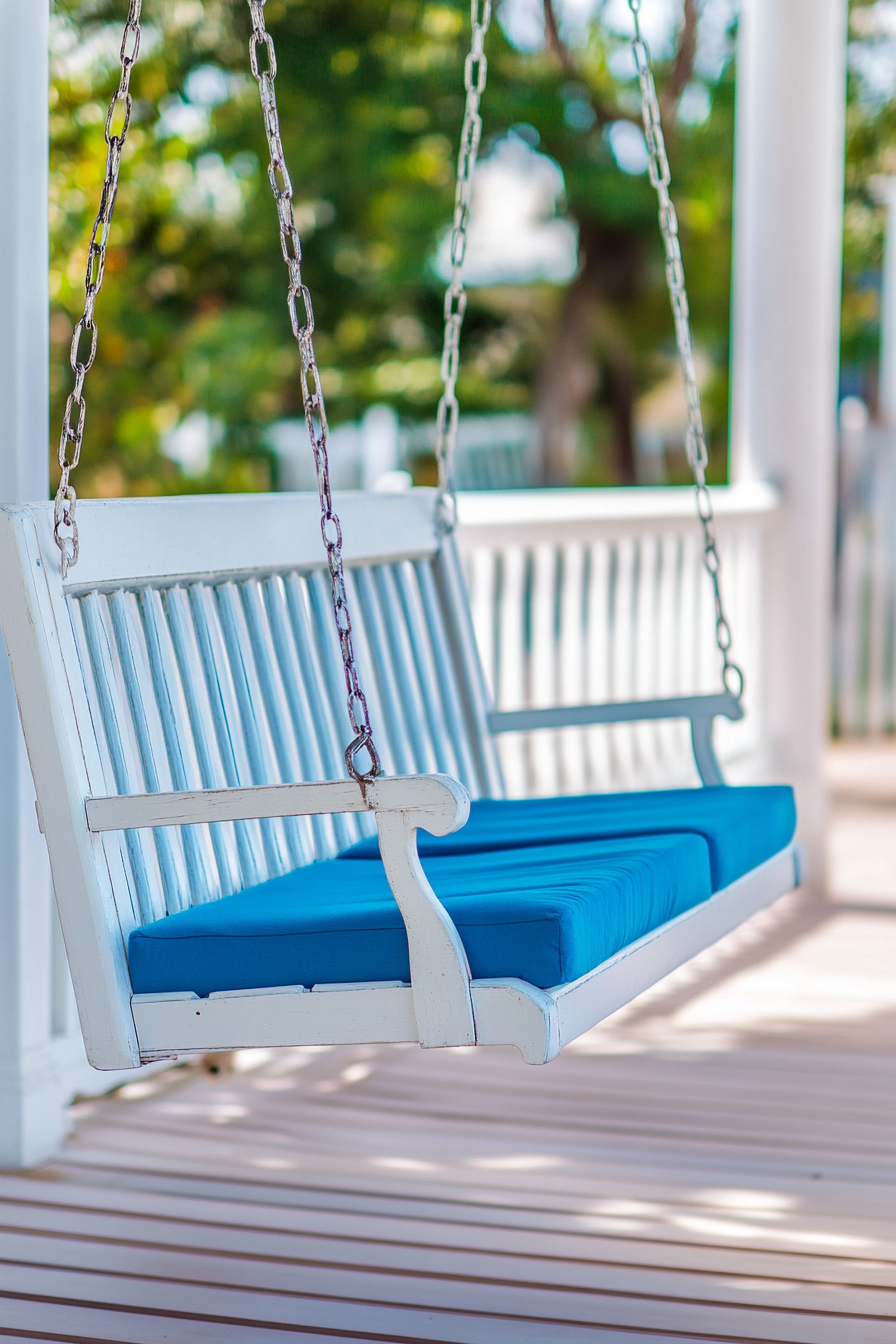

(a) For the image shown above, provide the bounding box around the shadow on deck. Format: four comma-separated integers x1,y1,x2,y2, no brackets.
2,749,895,1342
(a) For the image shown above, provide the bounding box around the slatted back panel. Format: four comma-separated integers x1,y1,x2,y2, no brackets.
70,554,498,929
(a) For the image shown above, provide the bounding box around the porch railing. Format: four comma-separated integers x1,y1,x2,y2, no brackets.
835,409,896,735
456,482,780,797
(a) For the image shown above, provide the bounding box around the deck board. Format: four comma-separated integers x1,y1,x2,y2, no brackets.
4,786,896,1341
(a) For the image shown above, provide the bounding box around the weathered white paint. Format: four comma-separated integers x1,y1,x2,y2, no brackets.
0,0,73,1169
374,808,475,1047
61,490,438,590
729,0,848,870
0,489,798,1075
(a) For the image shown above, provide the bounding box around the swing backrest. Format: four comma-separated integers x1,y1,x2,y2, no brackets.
0,491,501,1026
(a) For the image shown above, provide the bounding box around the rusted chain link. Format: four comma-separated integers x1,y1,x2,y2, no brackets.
247,0,380,781
54,0,142,577
434,0,492,533
628,0,744,698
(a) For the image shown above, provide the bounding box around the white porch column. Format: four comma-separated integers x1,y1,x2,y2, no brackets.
877,179,896,426
0,0,74,1167
729,0,848,874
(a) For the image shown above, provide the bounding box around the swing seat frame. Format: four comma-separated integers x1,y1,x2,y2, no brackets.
0,490,799,1069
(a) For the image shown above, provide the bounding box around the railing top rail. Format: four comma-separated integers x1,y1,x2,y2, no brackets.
456,481,780,530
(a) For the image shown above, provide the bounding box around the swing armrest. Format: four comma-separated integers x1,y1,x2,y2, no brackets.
85,773,469,835
86,774,475,1050
487,692,744,788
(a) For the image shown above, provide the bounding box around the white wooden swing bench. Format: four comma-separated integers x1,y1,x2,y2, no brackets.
0,491,799,1070
0,1,799,1074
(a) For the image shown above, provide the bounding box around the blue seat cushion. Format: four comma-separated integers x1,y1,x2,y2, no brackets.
128,833,712,998
340,785,796,892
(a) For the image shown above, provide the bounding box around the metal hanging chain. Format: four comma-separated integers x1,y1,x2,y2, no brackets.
247,0,380,783
628,0,744,699
434,0,492,533
54,0,143,577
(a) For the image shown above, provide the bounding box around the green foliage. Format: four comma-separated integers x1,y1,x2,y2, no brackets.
832,0,896,411
49,0,737,496
840,1,896,400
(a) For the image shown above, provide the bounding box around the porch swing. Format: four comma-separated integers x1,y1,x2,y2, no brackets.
0,0,798,1071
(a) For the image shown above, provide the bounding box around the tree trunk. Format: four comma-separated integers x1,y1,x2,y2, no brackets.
534,222,641,486
535,0,699,487
534,265,600,486
603,346,637,485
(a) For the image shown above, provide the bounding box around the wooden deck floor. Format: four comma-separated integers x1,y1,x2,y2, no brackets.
3,767,895,1341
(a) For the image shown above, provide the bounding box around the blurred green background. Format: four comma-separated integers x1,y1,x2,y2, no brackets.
48,0,890,498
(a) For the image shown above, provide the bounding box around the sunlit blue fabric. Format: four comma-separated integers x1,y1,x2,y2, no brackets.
341,786,796,891
128,833,712,998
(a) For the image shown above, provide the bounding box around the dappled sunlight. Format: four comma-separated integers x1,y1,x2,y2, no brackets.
672,913,896,1030
372,1156,440,1172
248,1155,300,1171
668,1214,873,1250
575,1185,880,1254
466,1153,567,1171
827,810,896,906
156,1099,250,1124
698,1189,794,1213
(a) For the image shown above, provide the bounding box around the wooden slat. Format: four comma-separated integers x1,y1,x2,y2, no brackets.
237,578,316,869
409,559,478,787
257,574,339,860
76,590,163,926
282,570,365,852
352,564,418,777
86,778,366,831
0,1262,708,1343
52,491,441,590
183,582,264,890
495,543,528,796
530,540,559,797
65,1111,896,1219
1,1177,892,1290
0,1239,890,1343
431,543,503,799
558,539,587,794
0,1202,892,1316
2,1170,891,1285
108,588,190,914
0,1297,363,1343
139,586,220,905
213,581,296,876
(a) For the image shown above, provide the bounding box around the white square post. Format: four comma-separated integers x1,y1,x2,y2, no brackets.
0,0,94,1167
730,0,848,873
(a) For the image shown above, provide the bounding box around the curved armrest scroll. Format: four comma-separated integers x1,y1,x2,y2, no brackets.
369,774,475,1048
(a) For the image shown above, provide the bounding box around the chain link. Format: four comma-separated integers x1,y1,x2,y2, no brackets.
54,0,143,577
434,0,492,532
628,1,744,698
246,0,380,783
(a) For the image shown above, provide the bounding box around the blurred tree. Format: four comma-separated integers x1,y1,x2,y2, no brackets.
839,0,896,413
522,0,723,483
49,0,738,498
